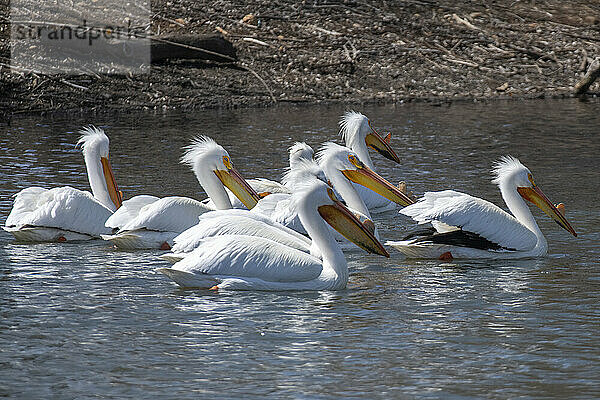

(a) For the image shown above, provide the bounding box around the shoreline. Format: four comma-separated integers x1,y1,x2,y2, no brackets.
2,0,599,119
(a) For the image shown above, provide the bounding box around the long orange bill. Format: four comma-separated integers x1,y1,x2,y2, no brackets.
318,189,389,257
214,167,262,209
517,185,577,237
365,123,400,164
101,156,122,209
342,165,416,206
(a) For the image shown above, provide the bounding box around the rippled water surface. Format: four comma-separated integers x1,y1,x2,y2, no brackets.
1,100,599,398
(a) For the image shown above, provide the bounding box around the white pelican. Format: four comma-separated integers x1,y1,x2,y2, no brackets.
201,141,315,209
157,177,389,291
385,156,577,259
162,160,324,262
253,143,415,235
161,147,414,262
340,111,403,212
3,126,122,242
316,142,415,229
101,136,261,250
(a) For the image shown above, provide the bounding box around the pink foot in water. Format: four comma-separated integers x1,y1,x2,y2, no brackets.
438,251,453,261
57,236,66,242
160,242,171,250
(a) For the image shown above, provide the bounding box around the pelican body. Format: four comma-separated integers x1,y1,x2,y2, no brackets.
3,126,122,242
158,179,389,291
161,160,326,262
386,156,577,259
102,136,261,249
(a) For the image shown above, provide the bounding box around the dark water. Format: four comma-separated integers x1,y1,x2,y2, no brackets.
1,100,599,398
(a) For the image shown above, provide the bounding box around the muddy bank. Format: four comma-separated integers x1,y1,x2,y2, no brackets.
1,0,599,118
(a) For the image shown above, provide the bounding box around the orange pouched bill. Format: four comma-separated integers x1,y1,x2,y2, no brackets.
318,188,389,257
517,185,577,237
101,156,122,209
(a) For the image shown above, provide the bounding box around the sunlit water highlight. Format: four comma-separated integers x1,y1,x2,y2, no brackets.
1,100,599,398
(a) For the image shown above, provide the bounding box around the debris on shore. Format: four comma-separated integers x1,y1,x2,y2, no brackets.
1,0,598,117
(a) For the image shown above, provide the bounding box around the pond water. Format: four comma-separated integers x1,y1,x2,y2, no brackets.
1,99,599,398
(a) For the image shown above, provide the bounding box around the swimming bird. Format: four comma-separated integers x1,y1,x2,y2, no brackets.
101,136,261,250
385,156,577,259
254,143,414,234
339,111,404,212
3,126,122,242
162,146,413,262
157,177,389,291
162,159,323,262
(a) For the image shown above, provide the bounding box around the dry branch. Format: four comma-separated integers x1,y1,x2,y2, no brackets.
574,57,600,95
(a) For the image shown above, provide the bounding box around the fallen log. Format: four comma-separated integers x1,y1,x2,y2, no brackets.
150,34,237,63
574,57,600,95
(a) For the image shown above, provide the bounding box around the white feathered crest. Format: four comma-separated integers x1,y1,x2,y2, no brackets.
281,159,327,188
315,141,349,166
181,136,224,168
491,155,527,185
289,142,314,158
76,126,109,155
339,110,368,143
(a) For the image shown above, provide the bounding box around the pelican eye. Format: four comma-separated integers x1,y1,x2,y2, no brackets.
223,156,233,169
527,173,536,186
326,187,339,202
348,154,362,168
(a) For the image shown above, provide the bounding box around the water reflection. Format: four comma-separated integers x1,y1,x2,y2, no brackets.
1,99,599,398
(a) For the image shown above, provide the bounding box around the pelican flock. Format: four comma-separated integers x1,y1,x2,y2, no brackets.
3,112,578,291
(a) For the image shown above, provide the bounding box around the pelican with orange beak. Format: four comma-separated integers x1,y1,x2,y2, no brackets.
4,126,123,242
158,177,389,291
385,156,577,259
339,111,405,212
102,136,261,250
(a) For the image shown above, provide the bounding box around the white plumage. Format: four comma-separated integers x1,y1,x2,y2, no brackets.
102,136,259,249
3,126,122,242
157,178,388,291
171,235,322,283
399,190,537,251
386,156,577,259
162,209,312,263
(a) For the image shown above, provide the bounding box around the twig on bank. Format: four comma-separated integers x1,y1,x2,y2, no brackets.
442,55,479,68
451,14,481,31
243,63,277,103
574,57,600,95
0,62,89,91
226,33,305,42
310,26,343,37
243,37,270,46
